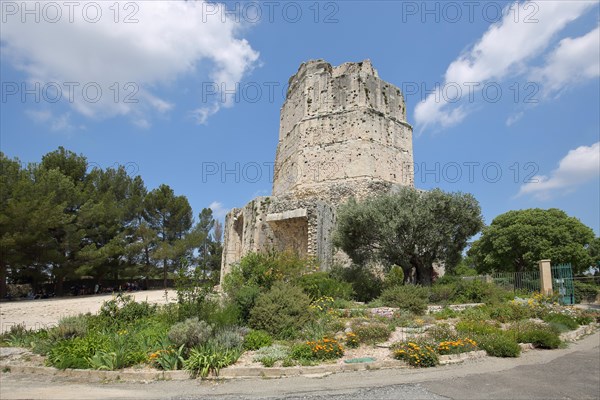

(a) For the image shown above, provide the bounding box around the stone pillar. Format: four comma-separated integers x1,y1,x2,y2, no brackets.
538,260,552,296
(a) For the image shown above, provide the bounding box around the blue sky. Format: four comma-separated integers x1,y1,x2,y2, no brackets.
1,0,599,235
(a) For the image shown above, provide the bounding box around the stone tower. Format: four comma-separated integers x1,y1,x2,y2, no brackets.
273,59,413,202
220,60,413,284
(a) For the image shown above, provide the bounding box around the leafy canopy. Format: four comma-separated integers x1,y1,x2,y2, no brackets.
333,188,483,285
468,208,596,273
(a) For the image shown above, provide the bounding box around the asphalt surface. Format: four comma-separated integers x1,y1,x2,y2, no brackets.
1,332,598,400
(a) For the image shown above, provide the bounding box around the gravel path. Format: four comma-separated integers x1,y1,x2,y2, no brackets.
0,290,176,333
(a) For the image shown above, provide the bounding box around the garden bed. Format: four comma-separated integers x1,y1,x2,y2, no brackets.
2,277,599,382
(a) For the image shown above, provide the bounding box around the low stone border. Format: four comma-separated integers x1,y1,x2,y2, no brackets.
0,360,407,382
210,359,406,380
438,350,487,365
0,364,189,382
519,343,535,352
427,303,484,314
560,323,598,342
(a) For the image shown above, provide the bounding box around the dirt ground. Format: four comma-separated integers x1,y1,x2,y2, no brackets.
0,290,176,334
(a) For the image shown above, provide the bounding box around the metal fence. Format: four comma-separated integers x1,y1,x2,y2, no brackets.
489,270,541,293
466,264,576,305
464,270,541,294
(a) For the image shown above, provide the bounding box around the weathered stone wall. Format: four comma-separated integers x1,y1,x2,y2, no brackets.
220,59,414,286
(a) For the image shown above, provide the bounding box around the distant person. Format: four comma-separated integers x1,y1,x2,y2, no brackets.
94,283,99,294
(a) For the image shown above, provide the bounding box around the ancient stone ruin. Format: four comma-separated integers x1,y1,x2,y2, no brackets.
220,59,414,284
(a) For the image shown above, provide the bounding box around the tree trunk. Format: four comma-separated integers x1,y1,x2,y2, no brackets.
55,275,64,296
163,258,168,289
412,257,433,286
416,266,433,286
0,261,7,299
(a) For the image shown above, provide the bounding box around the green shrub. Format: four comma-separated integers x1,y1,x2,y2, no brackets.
249,282,313,339
384,265,405,288
509,321,561,349
429,284,458,304
184,344,241,378
330,264,383,303
210,326,245,350
454,280,511,304
149,344,185,371
203,300,241,328
223,251,312,293
427,323,458,342
289,342,317,365
297,272,353,300
455,320,502,336
391,310,419,327
99,295,157,324
351,322,391,344
50,314,89,341
379,285,429,315
301,319,334,341
2,324,35,347
484,303,533,323
47,335,109,369
167,318,213,349
459,305,492,321
31,336,54,356
574,281,599,304
253,344,289,366
243,330,273,350
432,307,458,320
230,284,261,323
542,313,579,331
575,315,594,325
474,333,520,357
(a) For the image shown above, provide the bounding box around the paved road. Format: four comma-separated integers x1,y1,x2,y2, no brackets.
1,332,598,400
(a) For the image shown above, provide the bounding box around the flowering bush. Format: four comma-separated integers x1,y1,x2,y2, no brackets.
310,296,336,314
393,341,438,368
510,292,560,319
345,332,359,348
148,345,185,370
306,337,344,360
437,338,478,355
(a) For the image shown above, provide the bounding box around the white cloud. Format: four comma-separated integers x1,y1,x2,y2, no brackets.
517,142,600,200
25,109,75,132
506,111,524,126
208,201,229,219
1,1,259,127
531,25,600,98
414,0,595,130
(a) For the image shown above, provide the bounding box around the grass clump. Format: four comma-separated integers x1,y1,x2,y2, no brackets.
474,333,520,358
509,321,561,349
350,321,391,344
